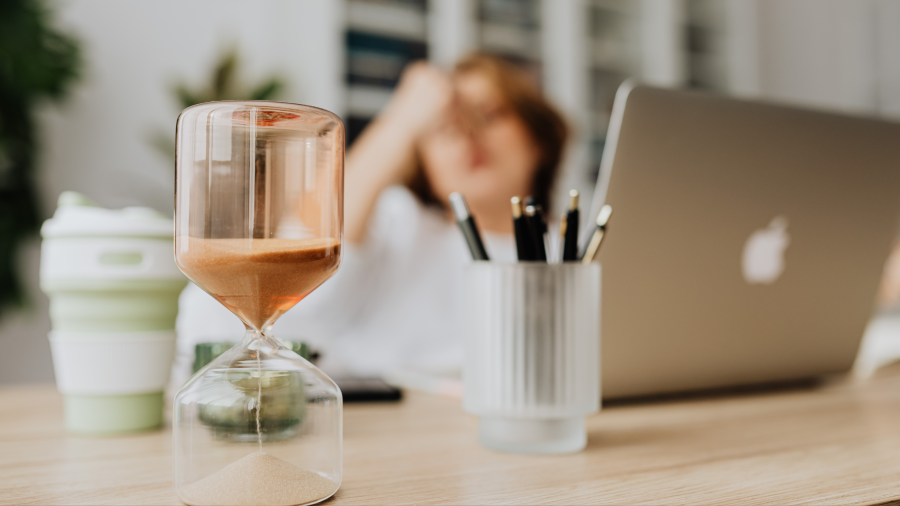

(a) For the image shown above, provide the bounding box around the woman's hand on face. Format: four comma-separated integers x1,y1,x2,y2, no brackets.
381,61,453,139
345,62,453,243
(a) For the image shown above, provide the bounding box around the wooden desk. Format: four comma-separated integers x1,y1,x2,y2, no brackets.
3,367,900,505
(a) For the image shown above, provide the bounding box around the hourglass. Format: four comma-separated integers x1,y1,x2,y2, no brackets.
172,102,343,506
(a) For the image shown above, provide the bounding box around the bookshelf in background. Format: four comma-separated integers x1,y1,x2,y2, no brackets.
586,0,641,178
685,0,728,91
345,0,429,145
475,0,542,80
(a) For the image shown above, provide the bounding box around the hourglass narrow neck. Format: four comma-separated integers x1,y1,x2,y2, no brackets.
241,326,279,348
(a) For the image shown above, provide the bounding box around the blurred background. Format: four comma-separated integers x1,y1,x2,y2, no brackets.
2,0,900,385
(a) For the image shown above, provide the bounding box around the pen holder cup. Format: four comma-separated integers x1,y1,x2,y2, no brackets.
463,262,600,454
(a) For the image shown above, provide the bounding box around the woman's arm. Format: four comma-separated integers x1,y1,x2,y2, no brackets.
344,62,452,244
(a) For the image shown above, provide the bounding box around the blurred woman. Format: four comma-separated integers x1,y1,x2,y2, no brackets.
176,54,568,378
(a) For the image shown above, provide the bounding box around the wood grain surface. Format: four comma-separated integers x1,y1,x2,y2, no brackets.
4,366,900,505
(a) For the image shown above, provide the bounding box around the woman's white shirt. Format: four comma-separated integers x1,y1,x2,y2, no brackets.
175,186,516,382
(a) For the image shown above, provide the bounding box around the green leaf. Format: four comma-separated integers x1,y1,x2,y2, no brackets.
211,50,238,101
155,51,287,165
0,0,81,315
250,79,284,101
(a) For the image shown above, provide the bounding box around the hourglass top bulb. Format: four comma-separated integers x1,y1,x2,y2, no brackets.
174,101,344,331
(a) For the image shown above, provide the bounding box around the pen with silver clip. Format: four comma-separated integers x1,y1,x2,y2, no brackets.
449,192,490,261
581,205,612,264
511,196,535,261
524,198,547,262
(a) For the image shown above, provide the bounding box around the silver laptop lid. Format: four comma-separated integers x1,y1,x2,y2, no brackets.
594,84,900,398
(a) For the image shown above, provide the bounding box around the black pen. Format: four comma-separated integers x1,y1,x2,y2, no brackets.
449,192,489,261
511,196,534,261
526,197,549,255
524,200,547,262
561,190,580,261
581,205,612,264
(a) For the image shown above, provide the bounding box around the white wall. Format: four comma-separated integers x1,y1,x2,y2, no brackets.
0,0,345,384
429,0,476,69
752,0,900,119
542,0,593,216
640,0,686,87
875,0,900,119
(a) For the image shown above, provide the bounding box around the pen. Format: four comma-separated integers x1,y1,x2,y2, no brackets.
524,200,547,262
449,192,490,261
528,198,549,259
581,204,612,264
511,197,535,261
561,190,579,261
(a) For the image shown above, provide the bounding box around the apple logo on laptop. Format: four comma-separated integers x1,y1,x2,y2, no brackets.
742,216,790,284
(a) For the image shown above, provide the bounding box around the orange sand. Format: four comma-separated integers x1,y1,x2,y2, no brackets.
177,238,340,329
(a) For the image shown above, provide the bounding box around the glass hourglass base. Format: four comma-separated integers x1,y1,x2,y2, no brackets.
173,330,342,506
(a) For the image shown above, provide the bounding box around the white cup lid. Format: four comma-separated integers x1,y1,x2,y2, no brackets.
41,192,173,238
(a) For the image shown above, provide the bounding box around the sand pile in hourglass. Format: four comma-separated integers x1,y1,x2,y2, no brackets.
177,237,340,506
180,453,336,506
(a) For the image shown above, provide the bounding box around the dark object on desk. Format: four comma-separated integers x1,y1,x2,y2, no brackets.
334,377,403,402
449,192,489,261
511,197,534,261
604,376,823,407
194,341,312,441
562,190,580,261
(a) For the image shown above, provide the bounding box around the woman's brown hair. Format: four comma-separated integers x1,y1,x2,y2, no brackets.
407,53,569,211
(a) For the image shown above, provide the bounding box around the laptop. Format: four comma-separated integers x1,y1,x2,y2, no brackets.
589,83,900,399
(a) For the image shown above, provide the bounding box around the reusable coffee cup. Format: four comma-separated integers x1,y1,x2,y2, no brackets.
462,262,601,454
40,192,187,434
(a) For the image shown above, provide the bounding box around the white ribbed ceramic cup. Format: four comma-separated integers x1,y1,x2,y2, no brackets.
462,262,600,454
